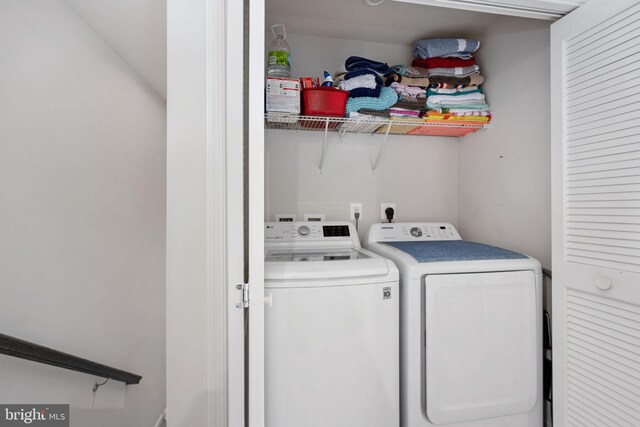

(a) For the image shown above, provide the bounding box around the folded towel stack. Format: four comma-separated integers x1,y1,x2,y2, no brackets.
387,82,426,117
412,39,481,81
412,38,491,121
370,64,428,118
338,56,401,118
340,56,389,98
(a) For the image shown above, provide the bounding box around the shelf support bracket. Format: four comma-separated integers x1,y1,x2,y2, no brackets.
372,123,391,172
318,118,330,171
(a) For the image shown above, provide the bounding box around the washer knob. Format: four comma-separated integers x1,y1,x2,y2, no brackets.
297,225,311,237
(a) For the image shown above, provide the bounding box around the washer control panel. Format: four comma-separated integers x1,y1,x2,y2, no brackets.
265,222,355,242
366,223,462,244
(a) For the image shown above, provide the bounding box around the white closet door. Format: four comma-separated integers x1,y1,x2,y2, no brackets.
247,0,266,426
551,1,640,426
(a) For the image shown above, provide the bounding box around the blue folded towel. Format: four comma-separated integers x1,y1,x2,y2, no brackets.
345,56,390,75
346,87,398,115
349,86,382,98
413,39,480,59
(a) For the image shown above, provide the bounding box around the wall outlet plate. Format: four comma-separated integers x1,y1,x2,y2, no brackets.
275,214,297,222
303,214,325,222
350,203,363,220
380,203,397,221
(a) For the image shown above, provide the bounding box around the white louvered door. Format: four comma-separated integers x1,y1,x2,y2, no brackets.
551,1,640,426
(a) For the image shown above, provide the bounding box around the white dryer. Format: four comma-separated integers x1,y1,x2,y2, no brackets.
364,223,542,427
264,221,399,427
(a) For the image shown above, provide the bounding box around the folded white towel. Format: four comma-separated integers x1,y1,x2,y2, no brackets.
340,74,378,91
449,109,491,116
427,92,486,105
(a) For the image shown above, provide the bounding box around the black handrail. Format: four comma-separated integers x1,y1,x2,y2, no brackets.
0,333,142,385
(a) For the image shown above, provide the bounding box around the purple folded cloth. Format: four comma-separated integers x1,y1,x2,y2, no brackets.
389,108,421,117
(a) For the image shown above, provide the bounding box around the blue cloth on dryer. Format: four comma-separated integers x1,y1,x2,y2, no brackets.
382,240,528,263
413,39,480,59
345,86,398,114
345,56,390,75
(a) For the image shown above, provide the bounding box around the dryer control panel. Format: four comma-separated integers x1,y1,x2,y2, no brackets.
366,223,461,244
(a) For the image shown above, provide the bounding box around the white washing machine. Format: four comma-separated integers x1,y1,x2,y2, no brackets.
264,221,400,427
364,223,542,427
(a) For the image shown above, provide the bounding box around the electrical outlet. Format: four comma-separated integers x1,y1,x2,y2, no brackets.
380,203,397,221
350,203,363,220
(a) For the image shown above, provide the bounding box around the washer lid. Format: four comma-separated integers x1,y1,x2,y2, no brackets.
383,240,528,263
265,249,393,282
265,248,370,262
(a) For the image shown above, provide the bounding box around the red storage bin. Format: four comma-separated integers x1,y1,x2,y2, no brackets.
301,87,348,128
302,87,348,116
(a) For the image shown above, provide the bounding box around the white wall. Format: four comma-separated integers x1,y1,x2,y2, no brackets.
0,1,166,426
62,0,167,98
459,17,551,267
266,132,459,234
265,34,459,237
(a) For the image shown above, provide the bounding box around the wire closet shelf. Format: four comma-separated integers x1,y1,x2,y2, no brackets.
264,113,489,172
264,113,488,136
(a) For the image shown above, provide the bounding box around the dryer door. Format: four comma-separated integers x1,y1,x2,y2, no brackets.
424,271,538,424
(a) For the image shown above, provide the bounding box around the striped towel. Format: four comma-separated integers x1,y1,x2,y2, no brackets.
427,92,486,105
427,102,491,111
428,87,481,96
